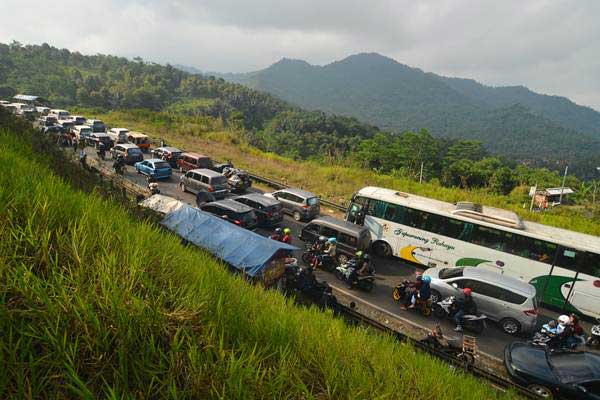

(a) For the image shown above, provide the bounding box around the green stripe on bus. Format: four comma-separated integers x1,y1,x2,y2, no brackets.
529,275,584,311
455,258,491,267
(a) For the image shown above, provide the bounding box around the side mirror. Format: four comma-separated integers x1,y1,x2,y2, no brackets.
452,283,458,289
221,215,228,220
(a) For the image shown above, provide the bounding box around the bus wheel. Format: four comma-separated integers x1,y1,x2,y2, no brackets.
372,241,392,257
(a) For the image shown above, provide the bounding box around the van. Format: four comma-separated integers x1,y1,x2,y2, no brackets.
108,127,129,144
177,152,212,172
85,119,106,133
264,188,320,221
127,131,150,151
110,143,144,164
179,169,228,199
299,216,372,263
49,109,70,120
72,125,93,140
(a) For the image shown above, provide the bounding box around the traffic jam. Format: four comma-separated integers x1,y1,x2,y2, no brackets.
4,97,600,399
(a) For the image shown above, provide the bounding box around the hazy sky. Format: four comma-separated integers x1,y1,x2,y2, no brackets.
2,0,599,110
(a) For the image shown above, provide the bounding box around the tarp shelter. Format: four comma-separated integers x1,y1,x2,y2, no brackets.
12,94,47,105
161,203,297,277
139,194,186,215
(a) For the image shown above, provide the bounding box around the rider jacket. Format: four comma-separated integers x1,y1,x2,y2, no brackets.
456,296,477,315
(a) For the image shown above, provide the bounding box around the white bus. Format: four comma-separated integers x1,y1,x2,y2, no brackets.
346,187,600,318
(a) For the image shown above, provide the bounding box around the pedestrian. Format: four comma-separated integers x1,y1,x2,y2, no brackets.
73,137,78,152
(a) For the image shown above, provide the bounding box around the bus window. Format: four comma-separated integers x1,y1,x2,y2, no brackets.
383,203,403,222
423,212,446,235
556,248,580,272
441,218,473,242
579,252,600,277
405,208,426,228
513,235,557,264
367,200,388,219
472,226,513,252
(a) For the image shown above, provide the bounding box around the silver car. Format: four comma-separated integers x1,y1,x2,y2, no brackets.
425,267,538,335
264,188,320,221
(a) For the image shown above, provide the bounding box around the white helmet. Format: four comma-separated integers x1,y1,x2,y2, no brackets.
557,315,570,325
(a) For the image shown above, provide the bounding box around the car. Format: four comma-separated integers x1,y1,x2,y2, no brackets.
35,106,50,116
299,216,372,264
505,342,600,399
179,168,228,199
57,119,75,133
177,152,212,173
135,159,172,180
127,132,151,152
264,188,320,221
69,115,86,125
152,146,183,168
49,109,70,120
107,127,129,144
41,125,65,135
200,199,258,230
425,267,538,335
211,162,233,173
87,132,113,149
72,125,93,141
232,193,283,227
39,115,57,127
110,143,144,164
85,119,106,133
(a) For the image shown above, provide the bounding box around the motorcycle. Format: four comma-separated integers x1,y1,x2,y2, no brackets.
223,167,252,193
419,326,476,365
282,264,339,312
586,317,600,348
335,261,375,292
148,182,160,195
97,148,106,160
432,296,487,334
393,280,432,316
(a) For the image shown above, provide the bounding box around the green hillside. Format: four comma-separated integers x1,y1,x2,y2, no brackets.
0,110,516,398
222,53,600,177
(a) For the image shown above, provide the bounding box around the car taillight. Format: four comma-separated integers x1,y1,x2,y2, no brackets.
524,308,538,316
207,186,214,192
302,204,309,209
234,220,242,226
266,211,273,217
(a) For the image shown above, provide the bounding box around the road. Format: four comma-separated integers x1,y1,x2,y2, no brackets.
85,145,545,360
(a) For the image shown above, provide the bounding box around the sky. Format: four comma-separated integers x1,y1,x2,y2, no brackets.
2,0,600,110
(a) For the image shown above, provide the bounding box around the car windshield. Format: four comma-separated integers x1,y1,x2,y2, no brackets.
153,161,170,169
307,197,319,206
438,268,464,280
212,176,227,185
550,353,600,383
128,148,142,155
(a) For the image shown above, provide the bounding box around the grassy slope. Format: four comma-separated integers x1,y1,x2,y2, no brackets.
78,108,600,236
0,115,514,398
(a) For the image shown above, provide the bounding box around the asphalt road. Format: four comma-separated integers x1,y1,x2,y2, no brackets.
85,145,543,360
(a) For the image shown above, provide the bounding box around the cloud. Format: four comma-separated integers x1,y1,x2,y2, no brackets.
1,0,599,109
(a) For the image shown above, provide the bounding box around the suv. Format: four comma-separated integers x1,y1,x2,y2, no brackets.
85,119,106,133
177,152,212,173
200,200,258,230
232,194,283,227
299,216,371,264
152,147,183,167
87,132,113,149
70,115,86,125
179,168,228,199
110,143,144,164
72,125,93,141
425,267,538,335
264,188,320,221
108,128,129,144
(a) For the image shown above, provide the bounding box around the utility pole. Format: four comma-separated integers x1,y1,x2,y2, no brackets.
529,182,537,212
559,165,568,205
419,161,424,184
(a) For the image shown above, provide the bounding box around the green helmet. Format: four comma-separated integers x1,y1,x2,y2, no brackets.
355,251,364,258
283,228,291,235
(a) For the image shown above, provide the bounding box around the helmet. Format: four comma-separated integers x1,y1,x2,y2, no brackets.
463,288,472,296
355,251,364,257
558,315,570,325
328,237,337,243
274,228,282,234
318,236,327,243
363,254,370,261
422,276,431,284
283,228,291,235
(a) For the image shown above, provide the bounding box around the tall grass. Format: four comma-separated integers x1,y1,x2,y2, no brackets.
79,108,600,236
0,115,519,398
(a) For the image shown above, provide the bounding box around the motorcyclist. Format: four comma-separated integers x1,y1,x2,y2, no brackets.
97,141,106,160
311,236,330,269
569,314,586,347
79,148,87,169
454,288,477,332
270,228,283,242
320,237,337,266
113,155,125,175
409,275,431,309
400,272,423,310
281,228,292,244
347,253,373,289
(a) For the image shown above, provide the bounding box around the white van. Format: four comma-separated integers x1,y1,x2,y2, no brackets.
108,128,129,144
72,125,93,140
49,109,70,120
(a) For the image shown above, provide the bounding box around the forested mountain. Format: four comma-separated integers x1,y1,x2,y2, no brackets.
221,53,600,173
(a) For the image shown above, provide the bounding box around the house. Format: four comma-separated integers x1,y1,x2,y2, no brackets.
534,187,575,208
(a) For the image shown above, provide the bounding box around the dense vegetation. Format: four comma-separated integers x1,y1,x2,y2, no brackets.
223,53,600,178
77,108,600,236
0,110,515,398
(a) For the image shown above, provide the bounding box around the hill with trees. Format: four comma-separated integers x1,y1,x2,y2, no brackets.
220,53,600,177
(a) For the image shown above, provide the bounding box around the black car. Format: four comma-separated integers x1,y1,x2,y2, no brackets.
200,199,258,230
232,193,283,227
504,342,600,399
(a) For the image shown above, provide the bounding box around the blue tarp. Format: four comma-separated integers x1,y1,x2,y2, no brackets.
161,204,297,277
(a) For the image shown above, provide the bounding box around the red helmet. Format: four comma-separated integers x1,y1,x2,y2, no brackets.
463,288,472,296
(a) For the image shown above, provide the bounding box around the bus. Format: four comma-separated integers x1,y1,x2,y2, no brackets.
346,186,600,318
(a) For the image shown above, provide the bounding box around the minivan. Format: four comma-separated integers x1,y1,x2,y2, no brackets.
179,168,228,199
110,143,144,164
425,267,538,335
264,188,320,221
72,125,93,140
108,127,129,144
177,152,212,173
299,216,372,264
200,200,258,230
233,193,283,227
85,119,106,133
